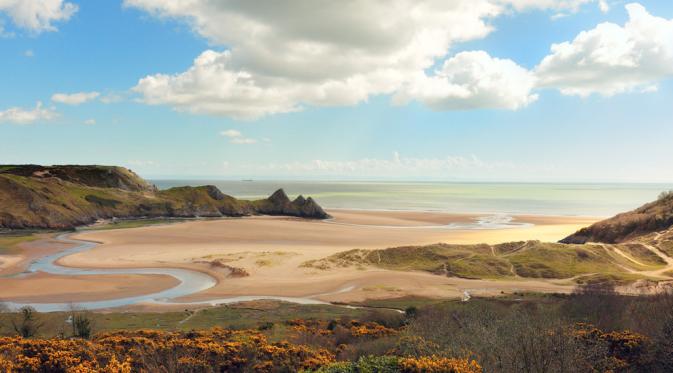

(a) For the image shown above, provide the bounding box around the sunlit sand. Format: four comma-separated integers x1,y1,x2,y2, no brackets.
0,210,599,308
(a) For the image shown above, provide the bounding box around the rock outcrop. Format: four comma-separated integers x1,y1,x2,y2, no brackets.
0,165,330,230
253,189,330,219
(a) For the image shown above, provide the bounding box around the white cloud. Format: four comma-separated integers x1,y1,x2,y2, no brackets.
250,152,523,178
83,118,96,125
127,0,592,119
230,137,258,145
0,101,57,124
99,93,124,104
504,0,593,12
220,129,258,144
23,49,34,57
535,3,673,96
0,0,77,33
598,0,610,13
51,91,100,105
220,129,242,138
394,51,538,110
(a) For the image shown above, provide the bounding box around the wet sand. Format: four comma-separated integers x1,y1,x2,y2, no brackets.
33,209,597,306
0,272,180,303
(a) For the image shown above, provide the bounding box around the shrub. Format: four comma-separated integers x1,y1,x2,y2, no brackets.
658,190,673,201
11,307,42,338
314,355,482,373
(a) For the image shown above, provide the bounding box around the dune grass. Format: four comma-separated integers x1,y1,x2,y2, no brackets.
79,218,191,231
304,238,672,284
0,234,39,255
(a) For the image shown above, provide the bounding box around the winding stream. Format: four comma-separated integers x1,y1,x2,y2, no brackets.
3,234,331,312
2,214,532,312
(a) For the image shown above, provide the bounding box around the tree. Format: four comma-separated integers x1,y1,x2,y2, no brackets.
68,305,94,339
11,307,42,338
72,313,93,339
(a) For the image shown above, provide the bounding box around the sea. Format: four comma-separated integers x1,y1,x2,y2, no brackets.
151,180,673,217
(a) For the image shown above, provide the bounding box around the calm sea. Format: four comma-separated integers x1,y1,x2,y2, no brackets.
151,180,673,217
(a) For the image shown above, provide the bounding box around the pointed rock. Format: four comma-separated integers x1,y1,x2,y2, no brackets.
268,188,291,205
204,185,226,200
293,195,306,205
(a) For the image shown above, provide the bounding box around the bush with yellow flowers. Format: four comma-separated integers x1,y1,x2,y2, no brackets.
313,355,482,373
0,328,335,372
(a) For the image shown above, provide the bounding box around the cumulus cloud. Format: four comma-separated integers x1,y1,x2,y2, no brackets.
535,3,673,96
83,118,96,125
126,0,590,119
99,93,125,104
0,0,77,33
504,0,593,11
0,101,57,124
220,129,258,144
51,91,100,105
394,51,538,110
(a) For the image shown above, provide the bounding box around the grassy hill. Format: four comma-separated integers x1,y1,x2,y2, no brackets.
561,191,673,244
303,236,672,285
0,165,330,230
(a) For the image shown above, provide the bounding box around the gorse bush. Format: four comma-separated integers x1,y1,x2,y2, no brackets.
2,292,673,372
314,355,482,373
0,328,334,372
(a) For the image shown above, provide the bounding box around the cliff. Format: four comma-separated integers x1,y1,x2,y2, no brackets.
0,165,330,230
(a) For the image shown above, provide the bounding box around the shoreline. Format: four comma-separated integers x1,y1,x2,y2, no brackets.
0,209,599,309
324,206,607,219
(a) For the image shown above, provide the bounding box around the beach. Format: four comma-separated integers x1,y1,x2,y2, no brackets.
0,209,598,307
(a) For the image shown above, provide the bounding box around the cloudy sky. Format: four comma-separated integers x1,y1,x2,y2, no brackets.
1,0,672,181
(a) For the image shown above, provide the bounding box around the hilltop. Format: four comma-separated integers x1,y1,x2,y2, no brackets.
0,165,329,230
561,191,673,244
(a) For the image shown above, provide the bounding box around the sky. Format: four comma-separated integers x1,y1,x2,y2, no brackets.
1,0,672,182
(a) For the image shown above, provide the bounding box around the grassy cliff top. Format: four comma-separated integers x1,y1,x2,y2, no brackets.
0,164,153,192
561,191,673,244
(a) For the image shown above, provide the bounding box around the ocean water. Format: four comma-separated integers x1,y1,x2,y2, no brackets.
151,180,673,217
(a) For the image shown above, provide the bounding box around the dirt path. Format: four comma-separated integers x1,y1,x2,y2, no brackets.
610,245,648,267
595,233,673,279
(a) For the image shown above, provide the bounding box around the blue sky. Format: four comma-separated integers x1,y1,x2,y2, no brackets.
1,0,672,182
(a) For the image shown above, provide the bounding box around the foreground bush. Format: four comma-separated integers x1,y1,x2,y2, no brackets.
0,328,334,372
313,355,481,373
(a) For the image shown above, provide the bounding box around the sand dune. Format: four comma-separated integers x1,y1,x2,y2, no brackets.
29,209,594,306
0,210,599,306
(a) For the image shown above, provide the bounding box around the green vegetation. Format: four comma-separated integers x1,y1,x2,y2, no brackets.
0,233,39,255
4,289,673,372
0,302,371,339
304,238,671,284
563,189,673,244
79,218,191,231
0,165,329,230
618,243,667,266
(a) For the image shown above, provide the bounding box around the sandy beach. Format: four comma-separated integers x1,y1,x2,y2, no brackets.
0,209,600,306
0,272,179,303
